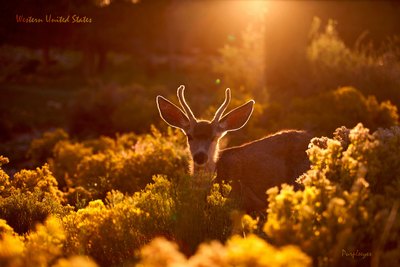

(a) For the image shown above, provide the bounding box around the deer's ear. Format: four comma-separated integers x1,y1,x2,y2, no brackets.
157,96,190,130
218,100,254,132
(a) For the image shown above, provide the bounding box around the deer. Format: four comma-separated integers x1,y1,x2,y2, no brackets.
156,85,311,212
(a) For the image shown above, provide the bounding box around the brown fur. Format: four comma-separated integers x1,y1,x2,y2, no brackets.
215,130,312,212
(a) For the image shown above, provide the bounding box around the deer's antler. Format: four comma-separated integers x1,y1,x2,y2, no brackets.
177,85,196,122
212,88,231,124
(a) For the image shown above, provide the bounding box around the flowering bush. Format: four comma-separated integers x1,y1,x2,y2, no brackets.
264,124,400,267
27,127,189,202
23,216,66,266
0,219,24,267
137,235,311,267
2,123,400,267
173,178,235,254
62,174,236,265
0,162,69,234
62,197,147,266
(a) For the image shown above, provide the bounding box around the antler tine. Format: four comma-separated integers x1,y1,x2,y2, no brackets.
177,85,196,121
212,88,231,123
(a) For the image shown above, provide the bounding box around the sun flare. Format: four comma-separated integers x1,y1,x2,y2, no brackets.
240,0,269,19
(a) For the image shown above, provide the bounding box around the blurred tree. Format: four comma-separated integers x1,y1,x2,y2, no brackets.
0,0,171,75
263,1,400,101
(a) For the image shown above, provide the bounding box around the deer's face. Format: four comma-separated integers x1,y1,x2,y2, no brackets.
185,121,222,167
156,85,254,174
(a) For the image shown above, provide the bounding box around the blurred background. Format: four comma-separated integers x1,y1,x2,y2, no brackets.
1,0,400,169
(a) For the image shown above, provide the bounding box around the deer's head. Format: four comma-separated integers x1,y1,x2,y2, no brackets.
156,85,254,174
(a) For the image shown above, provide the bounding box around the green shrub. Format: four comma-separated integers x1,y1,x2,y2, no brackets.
0,190,68,235
63,177,175,266
119,174,235,256
71,127,189,200
27,126,189,202
173,177,235,254
264,124,400,267
133,174,235,255
307,18,400,107
271,86,398,136
0,156,10,192
61,173,237,266
62,176,177,266
0,164,69,234
131,175,175,238
63,195,149,266
27,128,69,165
69,83,162,136
50,140,93,190
308,124,400,195
0,212,99,267
11,164,64,202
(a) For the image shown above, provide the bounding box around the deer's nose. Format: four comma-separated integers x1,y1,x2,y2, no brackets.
193,152,208,165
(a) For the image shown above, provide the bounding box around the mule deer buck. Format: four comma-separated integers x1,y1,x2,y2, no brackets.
156,85,311,211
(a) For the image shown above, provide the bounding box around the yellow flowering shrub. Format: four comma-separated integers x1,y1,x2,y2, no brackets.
64,178,176,266
11,164,64,202
28,127,189,202
0,156,10,191
132,175,175,237
264,124,400,267
23,216,66,267
50,141,93,190
0,163,70,234
225,235,311,267
138,235,311,267
3,122,399,267
0,219,24,267
61,174,236,266
53,256,99,267
137,237,187,267
173,179,235,254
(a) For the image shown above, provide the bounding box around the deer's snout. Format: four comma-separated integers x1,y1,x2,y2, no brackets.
193,152,208,165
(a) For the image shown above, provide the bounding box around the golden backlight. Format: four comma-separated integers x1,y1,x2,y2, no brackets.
238,0,269,19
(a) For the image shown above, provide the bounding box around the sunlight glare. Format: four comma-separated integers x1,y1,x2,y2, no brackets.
241,1,268,20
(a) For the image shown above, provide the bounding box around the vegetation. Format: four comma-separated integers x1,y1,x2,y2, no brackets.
1,123,399,266
1,2,399,266
265,124,400,267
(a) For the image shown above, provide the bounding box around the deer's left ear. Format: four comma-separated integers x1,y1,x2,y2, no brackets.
218,100,254,132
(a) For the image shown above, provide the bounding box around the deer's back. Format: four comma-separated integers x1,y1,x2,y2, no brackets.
215,130,312,211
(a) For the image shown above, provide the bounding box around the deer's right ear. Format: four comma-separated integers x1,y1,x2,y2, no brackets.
156,96,190,130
